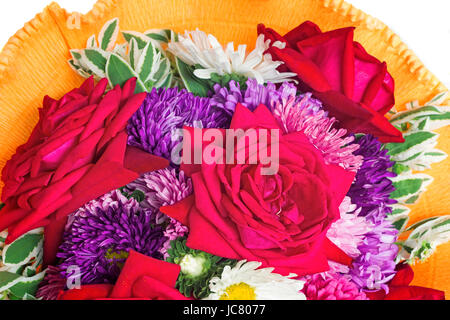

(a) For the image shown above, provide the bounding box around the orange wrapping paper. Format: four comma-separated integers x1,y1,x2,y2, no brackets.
0,0,448,297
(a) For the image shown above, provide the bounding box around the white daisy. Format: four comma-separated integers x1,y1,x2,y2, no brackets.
167,30,296,84
204,260,306,300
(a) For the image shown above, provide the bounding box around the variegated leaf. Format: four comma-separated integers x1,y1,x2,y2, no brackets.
86,34,97,48
69,50,94,78
106,53,146,93
7,272,45,299
386,131,438,163
2,229,43,267
122,31,152,49
152,55,171,86
397,215,450,264
144,28,173,43
175,58,210,97
389,172,433,204
0,271,22,292
128,38,140,70
83,48,110,78
426,91,448,106
98,18,119,51
135,40,156,83
123,30,165,53
387,204,411,231
159,72,173,88
113,43,128,59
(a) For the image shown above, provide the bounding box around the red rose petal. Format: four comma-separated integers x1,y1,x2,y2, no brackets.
132,276,189,300
110,250,181,298
59,284,113,300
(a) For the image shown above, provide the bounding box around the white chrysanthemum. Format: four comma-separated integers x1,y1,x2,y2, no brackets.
168,30,296,84
204,260,306,300
179,254,206,278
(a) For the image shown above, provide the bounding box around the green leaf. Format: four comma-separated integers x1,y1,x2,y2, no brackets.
8,273,45,299
68,60,91,78
135,41,155,83
390,207,410,216
84,48,108,76
159,73,173,88
390,105,440,123
392,163,410,175
2,233,43,266
23,293,40,300
389,173,433,203
153,58,171,88
386,131,437,157
387,204,410,232
122,31,150,49
398,215,450,264
432,219,450,230
147,33,168,42
128,38,140,70
426,92,448,105
176,58,211,97
0,272,21,292
390,179,422,199
106,53,146,93
392,218,409,231
404,194,420,204
406,217,440,232
98,18,119,51
86,35,97,48
70,49,82,61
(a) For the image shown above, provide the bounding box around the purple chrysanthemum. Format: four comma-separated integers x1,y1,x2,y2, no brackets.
127,87,228,161
125,168,192,259
349,215,399,292
347,134,397,219
57,190,166,285
211,79,363,171
345,134,399,291
211,78,321,117
35,266,65,300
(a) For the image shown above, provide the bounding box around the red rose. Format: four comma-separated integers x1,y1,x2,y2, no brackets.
0,77,169,264
161,104,354,276
59,250,188,300
366,263,445,300
258,21,404,143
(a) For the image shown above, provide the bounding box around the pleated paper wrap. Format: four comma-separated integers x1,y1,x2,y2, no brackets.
0,0,448,297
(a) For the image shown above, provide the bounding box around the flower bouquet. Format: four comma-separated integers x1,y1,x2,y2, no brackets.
0,0,448,301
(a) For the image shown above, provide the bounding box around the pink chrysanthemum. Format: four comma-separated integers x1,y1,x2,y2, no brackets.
211,80,363,171
271,95,363,171
327,197,372,258
125,168,192,258
302,273,368,300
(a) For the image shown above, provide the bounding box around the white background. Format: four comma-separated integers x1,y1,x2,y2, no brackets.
0,0,448,87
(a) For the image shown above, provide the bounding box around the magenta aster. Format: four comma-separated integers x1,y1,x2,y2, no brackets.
35,266,65,300
302,273,368,300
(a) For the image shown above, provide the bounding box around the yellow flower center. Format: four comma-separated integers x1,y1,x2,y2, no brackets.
219,282,256,300
104,248,129,269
